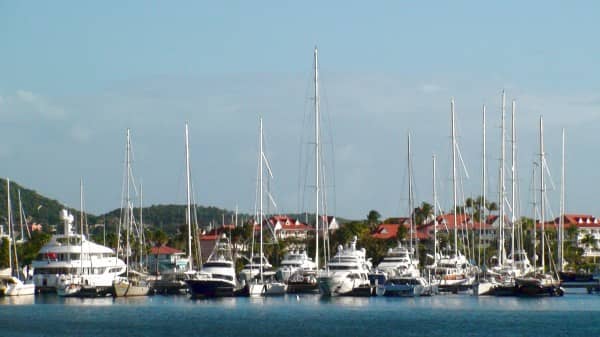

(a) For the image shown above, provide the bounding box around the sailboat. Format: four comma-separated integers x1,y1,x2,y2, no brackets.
476,95,533,295
513,116,563,297
379,133,436,297
433,99,476,293
152,123,198,294
0,179,35,296
287,46,323,294
247,117,286,297
113,129,150,297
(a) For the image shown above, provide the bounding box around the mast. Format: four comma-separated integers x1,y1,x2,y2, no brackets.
532,164,537,272
126,128,131,277
432,154,438,263
451,98,458,258
185,122,193,271
499,91,506,267
6,178,12,274
17,190,25,240
559,128,565,272
511,100,516,269
314,46,320,270
480,105,486,265
259,117,264,283
140,182,144,269
408,133,414,256
80,178,84,274
540,116,545,272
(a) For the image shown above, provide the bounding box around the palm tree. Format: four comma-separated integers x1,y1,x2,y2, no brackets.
413,202,433,226
149,229,169,275
580,233,597,252
367,210,381,230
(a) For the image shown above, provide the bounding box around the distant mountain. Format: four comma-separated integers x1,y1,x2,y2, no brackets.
0,179,355,236
0,178,79,227
99,204,252,234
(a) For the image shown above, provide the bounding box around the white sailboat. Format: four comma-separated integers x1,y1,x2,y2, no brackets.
379,133,436,297
513,116,562,297
113,129,150,297
0,179,35,296
287,46,325,294
435,98,475,293
247,117,286,297
152,123,198,294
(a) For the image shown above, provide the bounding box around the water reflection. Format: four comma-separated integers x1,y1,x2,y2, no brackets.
0,295,35,305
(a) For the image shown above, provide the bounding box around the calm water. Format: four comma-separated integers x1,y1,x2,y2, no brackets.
1,292,599,337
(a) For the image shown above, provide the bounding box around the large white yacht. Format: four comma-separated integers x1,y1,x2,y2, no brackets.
317,236,372,297
239,254,273,283
276,249,316,282
185,234,237,298
32,210,126,293
375,244,420,278
430,251,475,292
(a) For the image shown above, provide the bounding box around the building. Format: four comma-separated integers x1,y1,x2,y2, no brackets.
550,214,600,258
147,246,189,275
269,215,314,240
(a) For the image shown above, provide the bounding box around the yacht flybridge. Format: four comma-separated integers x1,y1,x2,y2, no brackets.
32,210,126,293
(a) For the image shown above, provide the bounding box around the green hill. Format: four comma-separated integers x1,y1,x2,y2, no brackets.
0,178,80,228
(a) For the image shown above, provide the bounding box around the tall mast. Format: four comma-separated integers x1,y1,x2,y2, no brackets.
140,182,144,269
540,116,545,272
17,190,25,240
408,133,414,255
511,100,516,269
259,117,264,283
480,105,486,265
126,128,131,276
559,128,565,272
314,46,320,270
80,178,84,274
432,154,438,263
499,90,506,267
185,122,193,271
6,178,12,274
451,98,458,257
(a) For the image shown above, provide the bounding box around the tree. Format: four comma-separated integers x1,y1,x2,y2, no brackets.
396,224,408,242
367,209,381,226
366,210,381,230
581,233,597,251
0,237,9,268
413,202,433,226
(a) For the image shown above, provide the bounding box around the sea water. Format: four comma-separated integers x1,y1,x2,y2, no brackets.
0,292,599,337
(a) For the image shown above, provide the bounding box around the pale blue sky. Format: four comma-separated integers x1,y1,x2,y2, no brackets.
1,1,599,221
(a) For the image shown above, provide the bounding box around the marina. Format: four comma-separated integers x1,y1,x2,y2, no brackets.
3,2,600,337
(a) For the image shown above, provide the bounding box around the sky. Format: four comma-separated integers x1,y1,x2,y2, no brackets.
1,1,600,222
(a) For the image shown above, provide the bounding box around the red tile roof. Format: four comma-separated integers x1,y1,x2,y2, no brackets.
372,223,430,240
372,223,400,240
268,215,314,232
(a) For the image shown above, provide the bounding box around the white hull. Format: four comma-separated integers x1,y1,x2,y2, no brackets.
473,280,496,296
4,283,36,296
1,276,36,296
318,274,371,297
57,283,82,297
113,279,149,297
249,282,287,297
